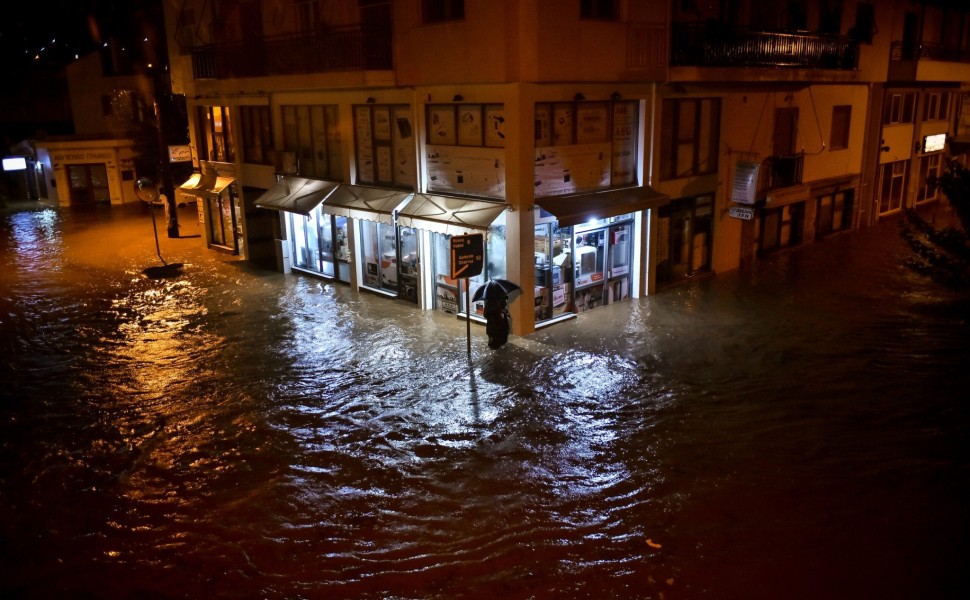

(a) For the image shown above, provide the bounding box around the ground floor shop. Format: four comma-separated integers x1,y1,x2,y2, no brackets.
256,177,508,321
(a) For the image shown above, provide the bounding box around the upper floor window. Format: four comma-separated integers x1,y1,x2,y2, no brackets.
353,104,416,188
535,99,639,194
923,92,952,122
883,92,916,126
581,0,618,20
281,105,342,180
830,105,852,150
660,98,720,180
423,0,464,24
239,106,274,166
197,105,235,163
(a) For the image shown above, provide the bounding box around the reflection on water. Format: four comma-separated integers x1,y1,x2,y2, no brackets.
2,203,969,599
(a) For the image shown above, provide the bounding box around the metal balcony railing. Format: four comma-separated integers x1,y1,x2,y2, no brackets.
671,22,859,70
761,154,804,192
890,41,970,63
191,25,392,80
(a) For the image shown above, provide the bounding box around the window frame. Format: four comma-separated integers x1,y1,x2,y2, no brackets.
829,105,852,150
422,0,464,24
660,97,721,181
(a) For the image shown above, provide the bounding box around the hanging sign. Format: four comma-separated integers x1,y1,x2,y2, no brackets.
728,206,755,220
168,145,192,163
732,160,760,205
450,233,484,279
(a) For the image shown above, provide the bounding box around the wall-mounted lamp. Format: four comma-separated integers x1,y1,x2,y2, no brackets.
366,97,376,104
611,92,622,101
574,93,585,102
453,94,464,102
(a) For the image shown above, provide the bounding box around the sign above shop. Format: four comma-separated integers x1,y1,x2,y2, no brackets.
450,233,484,279
168,145,192,163
728,206,755,220
923,133,946,153
766,184,810,207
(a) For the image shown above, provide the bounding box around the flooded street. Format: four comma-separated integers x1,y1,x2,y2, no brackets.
2,201,968,599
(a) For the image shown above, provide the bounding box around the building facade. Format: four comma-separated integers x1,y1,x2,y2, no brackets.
162,0,970,335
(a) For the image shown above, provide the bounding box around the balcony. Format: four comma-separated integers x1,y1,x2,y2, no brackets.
761,154,804,192
191,25,392,80
890,41,970,63
671,22,859,70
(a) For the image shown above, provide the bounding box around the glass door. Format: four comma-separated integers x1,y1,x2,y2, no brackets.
397,226,419,304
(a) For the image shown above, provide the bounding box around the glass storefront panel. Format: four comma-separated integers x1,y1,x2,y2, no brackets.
318,210,335,277
430,213,508,316
398,227,420,304
334,216,351,281
289,213,311,270
534,213,633,325
360,220,399,294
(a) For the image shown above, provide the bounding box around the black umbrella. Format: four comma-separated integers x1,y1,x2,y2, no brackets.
472,278,522,302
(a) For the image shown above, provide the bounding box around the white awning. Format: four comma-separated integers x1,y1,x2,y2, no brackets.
396,193,508,236
254,176,340,216
535,186,668,227
322,185,412,225
179,171,236,198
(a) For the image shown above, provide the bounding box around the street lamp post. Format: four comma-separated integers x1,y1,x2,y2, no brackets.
135,177,166,265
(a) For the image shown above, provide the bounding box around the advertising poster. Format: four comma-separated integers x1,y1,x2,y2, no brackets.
484,105,506,147
534,143,611,196
576,103,609,144
732,160,760,205
355,106,375,184
553,104,574,146
426,145,505,198
429,106,457,145
611,102,637,186
392,107,416,188
458,105,482,146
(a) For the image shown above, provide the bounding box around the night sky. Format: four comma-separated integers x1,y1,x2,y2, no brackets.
0,1,164,144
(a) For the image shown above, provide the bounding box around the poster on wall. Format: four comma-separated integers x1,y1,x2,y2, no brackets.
484,105,506,148
576,103,610,144
732,160,760,205
458,105,482,146
373,107,392,141
535,104,552,147
355,106,375,184
426,145,505,198
611,102,637,186
392,107,416,188
553,104,574,146
429,106,457,145
534,143,612,196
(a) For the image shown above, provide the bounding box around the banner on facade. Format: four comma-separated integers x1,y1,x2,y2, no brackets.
732,161,760,205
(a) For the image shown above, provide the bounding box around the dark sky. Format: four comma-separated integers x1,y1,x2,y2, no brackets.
1,0,162,77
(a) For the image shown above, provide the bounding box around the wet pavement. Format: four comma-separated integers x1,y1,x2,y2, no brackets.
2,199,969,599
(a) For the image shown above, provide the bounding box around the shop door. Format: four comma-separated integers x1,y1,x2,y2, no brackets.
396,226,419,304
207,193,238,253
657,196,713,284
606,222,632,304
67,164,110,206
573,227,607,313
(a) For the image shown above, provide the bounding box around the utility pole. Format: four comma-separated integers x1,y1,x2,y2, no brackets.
154,77,180,239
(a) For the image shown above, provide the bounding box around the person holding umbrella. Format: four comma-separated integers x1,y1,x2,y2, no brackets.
472,279,521,348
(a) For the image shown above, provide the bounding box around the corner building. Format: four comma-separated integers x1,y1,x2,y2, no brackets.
162,0,970,335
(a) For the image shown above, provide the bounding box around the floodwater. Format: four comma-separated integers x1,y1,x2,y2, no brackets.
1,201,968,599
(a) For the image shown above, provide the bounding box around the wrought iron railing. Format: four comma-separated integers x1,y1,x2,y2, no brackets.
761,154,804,191
890,41,970,63
671,22,859,70
191,25,392,80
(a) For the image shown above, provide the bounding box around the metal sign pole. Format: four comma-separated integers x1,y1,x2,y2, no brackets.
465,278,471,357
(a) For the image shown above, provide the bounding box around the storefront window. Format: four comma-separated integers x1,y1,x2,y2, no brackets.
430,213,508,316
533,213,632,324
289,213,311,270
398,227,420,304
656,195,713,284
816,190,854,239
359,221,399,294
759,202,805,255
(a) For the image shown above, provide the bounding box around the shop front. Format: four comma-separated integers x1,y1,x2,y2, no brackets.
180,165,241,255
534,186,665,326
396,193,509,319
